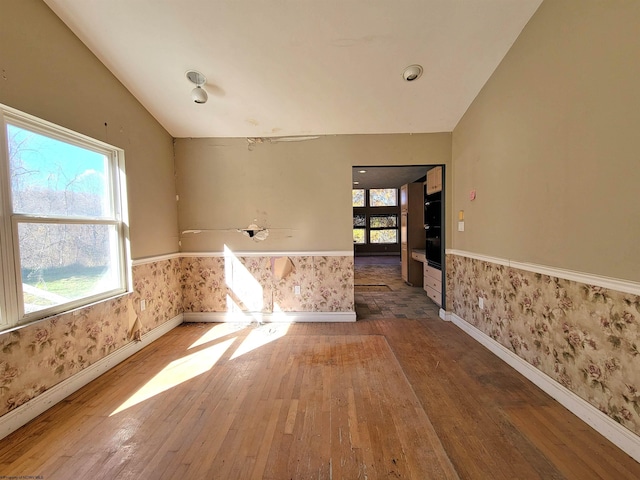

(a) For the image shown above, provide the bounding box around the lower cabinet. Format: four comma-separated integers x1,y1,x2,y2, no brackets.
423,264,442,307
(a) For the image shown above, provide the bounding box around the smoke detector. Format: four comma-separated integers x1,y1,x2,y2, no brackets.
402,65,423,82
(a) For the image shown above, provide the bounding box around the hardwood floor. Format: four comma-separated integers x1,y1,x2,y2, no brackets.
1,317,639,479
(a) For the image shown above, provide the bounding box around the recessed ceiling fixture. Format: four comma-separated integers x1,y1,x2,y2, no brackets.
353,181,360,185
402,64,423,82
186,70,208,104
358,170,367,174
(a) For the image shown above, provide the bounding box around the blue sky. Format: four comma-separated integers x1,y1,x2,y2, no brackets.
7,123,107,195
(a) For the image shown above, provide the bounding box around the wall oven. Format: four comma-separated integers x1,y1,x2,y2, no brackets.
424,197,441,269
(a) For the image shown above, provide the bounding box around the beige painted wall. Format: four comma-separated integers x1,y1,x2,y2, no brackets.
0,0,178,259
452,0,640,282
175,133,450,252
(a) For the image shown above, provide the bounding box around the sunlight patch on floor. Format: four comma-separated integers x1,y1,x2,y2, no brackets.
230,323,289,360
110,338,235,416
188,323,246,350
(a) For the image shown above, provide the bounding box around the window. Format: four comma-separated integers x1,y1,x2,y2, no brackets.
353,214,366,244
369,214,398,244
0,104,129,330
352,189,400,247
369,188,397,207
352,189,365,207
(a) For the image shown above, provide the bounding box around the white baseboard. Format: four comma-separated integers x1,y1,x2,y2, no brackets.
439,308,447,321
183,311,356,323
446,311,640,464
0,314,183,441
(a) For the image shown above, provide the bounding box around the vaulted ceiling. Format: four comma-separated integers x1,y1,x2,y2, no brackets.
44,0,542,139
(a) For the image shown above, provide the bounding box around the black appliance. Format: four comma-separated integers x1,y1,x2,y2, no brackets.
424,194,442,269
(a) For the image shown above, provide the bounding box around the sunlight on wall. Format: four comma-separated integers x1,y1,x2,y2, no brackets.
271,303,295,322
110,338,235,416
224,245,264,312
225,294,243,313
230,323,290,360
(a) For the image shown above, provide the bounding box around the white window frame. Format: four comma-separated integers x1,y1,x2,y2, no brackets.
0,104,130,331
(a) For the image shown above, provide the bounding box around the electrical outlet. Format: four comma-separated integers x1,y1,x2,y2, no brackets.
478,297,484,310
294,285,301,295
140,299,146,311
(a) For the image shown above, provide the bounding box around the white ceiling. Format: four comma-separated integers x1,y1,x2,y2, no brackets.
353,166,428,190
44,0,542,139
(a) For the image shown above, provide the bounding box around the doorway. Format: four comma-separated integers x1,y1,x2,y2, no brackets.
351,165,445,318
352,166,427,258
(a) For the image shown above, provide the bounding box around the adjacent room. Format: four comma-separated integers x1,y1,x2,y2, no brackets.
1,0,639,478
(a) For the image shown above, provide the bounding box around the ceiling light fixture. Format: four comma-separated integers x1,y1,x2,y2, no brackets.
402,64,423,82
353,181,359,185
186,70,208,104
358,170,367,174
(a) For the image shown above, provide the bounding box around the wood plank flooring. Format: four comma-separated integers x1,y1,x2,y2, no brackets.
1,318,639,479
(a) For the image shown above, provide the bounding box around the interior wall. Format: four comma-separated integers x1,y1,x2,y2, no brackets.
0,0,178,259
451,0,640,282
175,133,450,253
0,0,181,424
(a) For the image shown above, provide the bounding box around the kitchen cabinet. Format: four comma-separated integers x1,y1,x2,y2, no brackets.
426,166,443,195
424,263,442,307
400,182,426,286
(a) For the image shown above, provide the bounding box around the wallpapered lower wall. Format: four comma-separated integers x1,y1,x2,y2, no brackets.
181,255,354,313
0,258,182,418
446,253,640,437
0,255,353,419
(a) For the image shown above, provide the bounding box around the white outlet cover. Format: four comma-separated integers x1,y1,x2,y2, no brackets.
478,297,484,309
458,221,465,232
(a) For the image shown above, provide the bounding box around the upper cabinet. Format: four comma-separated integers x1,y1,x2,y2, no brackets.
426,166,443,195
400,184,409,212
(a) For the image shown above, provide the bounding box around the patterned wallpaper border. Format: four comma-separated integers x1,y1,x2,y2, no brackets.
131,251,354,266
179,250,355,258
446,252,640,439
447,249,640,296
447,309,640,464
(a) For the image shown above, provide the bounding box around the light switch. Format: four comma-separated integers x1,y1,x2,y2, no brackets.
458,221,465,232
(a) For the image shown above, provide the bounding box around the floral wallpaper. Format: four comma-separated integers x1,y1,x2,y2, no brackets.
446,253,640,436
311,256,354,312
0,258,182,418
272,256,315,312
181,255,354,314
181,256,227,312
133,258,183,332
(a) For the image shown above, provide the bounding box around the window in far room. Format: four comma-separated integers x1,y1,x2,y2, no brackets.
369,214,398,244
352,188,399,246
352,188,365,207
369,188,397,207
353,213,366,244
